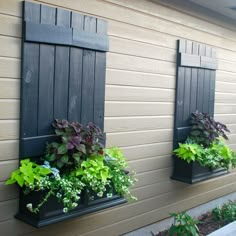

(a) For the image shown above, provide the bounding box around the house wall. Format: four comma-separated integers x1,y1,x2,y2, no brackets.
1,0,236,235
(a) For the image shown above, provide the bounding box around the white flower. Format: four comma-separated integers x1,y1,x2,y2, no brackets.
63,208,68,213
106,193,113,198
26,203,33,212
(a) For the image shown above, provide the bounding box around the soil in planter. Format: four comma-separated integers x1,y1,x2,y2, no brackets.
155,211,228,236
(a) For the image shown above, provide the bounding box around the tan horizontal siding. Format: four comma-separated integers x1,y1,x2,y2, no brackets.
105,85,174,102
107,129,173,147
0,182,18,202
106,69,175,89
0,100,19,119
105,102,174,117
0,120,19,140
1,0,236,235
0,140,19,161
0,57,20,78
104,116,173,132
0,79,20,99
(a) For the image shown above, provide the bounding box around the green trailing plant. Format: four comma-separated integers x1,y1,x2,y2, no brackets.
6,159,51,187
190,111,230,147
169,212,200,236
6,120,137,214
212,201,236,223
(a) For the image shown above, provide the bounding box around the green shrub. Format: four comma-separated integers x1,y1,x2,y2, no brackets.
169,212,200,236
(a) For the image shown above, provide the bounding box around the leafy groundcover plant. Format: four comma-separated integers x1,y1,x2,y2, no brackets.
174,111,236,170
6,120,137,214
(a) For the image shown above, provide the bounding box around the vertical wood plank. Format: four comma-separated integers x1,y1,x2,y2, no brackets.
38,5,56,135
175,39,186,128
68,12,84,122
209,48,216,116
93,19,107,131
21,2,40,140
183,40,192,127
202,46,211,113
196,44,206,112
189,42,199,114
81,16,96,124
54,8,71,120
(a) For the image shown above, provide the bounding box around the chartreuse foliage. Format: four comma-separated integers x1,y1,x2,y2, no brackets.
174,111,236,170
6,159,51,187
169,212,200,236
6,120,137,214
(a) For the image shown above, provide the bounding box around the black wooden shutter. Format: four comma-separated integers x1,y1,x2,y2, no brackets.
20,1,108,158
174,39,217,145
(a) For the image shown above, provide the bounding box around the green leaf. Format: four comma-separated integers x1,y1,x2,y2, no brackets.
57,160,64,168
15,174,24,187
61,155,69,163
5,178,16,185
73,153,80,162
76,144,86,154
57,144,67,155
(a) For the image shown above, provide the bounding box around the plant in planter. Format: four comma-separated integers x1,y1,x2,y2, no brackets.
172,111,236,183
6,120,137,225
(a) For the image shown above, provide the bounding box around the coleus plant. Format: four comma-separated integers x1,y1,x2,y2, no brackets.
45,120,104,169
190,111,230,147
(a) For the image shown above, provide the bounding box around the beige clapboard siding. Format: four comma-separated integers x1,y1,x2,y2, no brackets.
4,0,236,53
215,103,236,115
107,53,176,75
0,36,21,58
80,182,236,236
106,69,175,89
0,160,18,182
105,0,236,43
0,140,19,161
215,114,236,125
110,36,176,62
228,134,236,144
121,142,172,161
216,71,236,84
105,102,174,117
105,85,174,102
0,57,20,78
215,92,236,104
218,59,236,74
0,99,19,119
0,14,21,38
104,116,174,133
226,124,236,134
0,79,20,99
0,199,18,222
29,0,236,53
132,180,183,202
0,182,18,202
0,120,19,140
216,81,236,93
135,168,172,188
109,20,177,49
20,173,236,236
128,155,172,174
106,129,173,147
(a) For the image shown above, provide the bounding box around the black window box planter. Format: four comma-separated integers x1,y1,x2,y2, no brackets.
16,189,126,228
171,156,228,184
